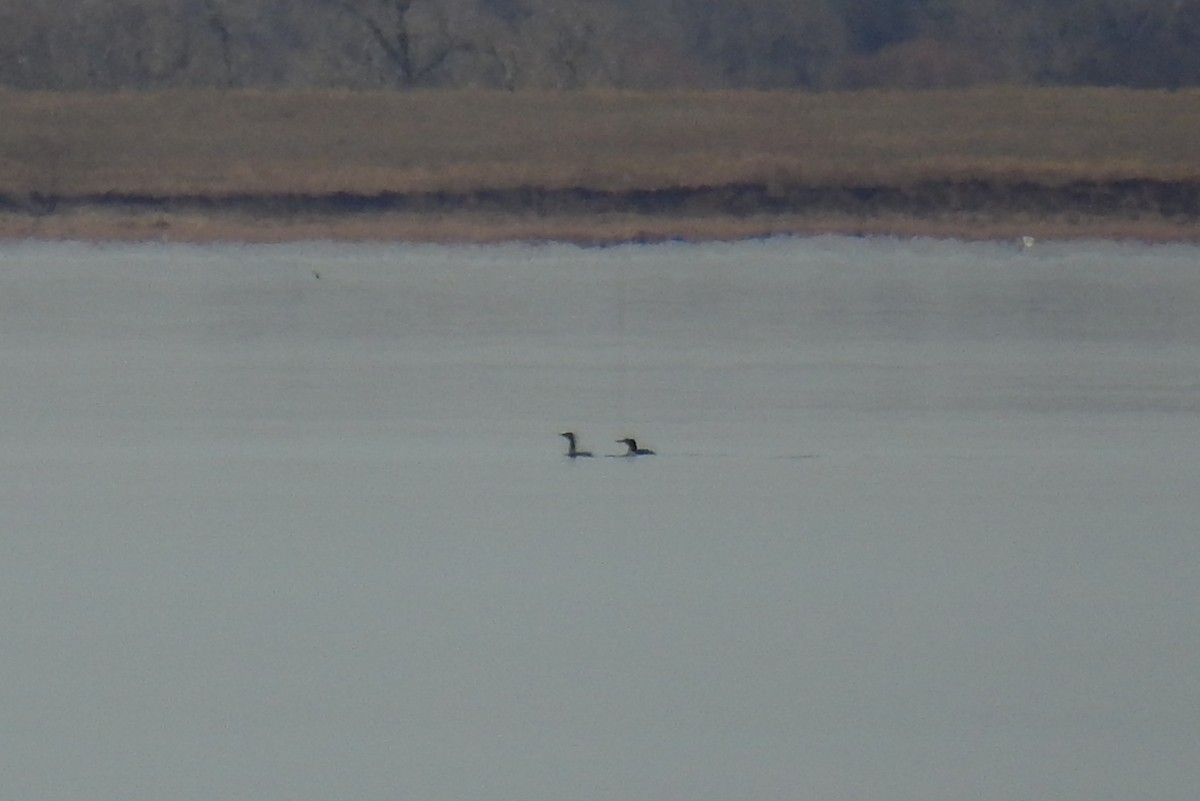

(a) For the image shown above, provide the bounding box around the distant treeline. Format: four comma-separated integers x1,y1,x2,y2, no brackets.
2,0,1199,91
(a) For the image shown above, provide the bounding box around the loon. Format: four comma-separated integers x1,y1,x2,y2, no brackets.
560,431,593,458
615,437,655,456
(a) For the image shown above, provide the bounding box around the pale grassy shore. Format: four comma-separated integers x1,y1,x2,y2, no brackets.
3,208,1197,245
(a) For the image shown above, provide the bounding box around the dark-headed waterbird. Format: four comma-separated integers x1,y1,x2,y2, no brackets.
615,437,655,456
560,431,593,458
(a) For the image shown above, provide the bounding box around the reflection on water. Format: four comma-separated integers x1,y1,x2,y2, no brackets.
1,237,1198,801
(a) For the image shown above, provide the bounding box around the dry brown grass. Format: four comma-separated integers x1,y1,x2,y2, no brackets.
2,87,1199,242
3,87,1200,197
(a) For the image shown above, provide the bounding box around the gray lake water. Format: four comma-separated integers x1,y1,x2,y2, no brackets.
2,237,1198,801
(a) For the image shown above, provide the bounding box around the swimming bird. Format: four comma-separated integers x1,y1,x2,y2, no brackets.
615,437,655,456
560,431,593,458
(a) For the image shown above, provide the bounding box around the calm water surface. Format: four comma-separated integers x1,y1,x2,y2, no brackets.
2,237,1197,801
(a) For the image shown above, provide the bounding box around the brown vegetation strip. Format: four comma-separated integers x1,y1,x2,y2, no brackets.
2,87,1200,242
